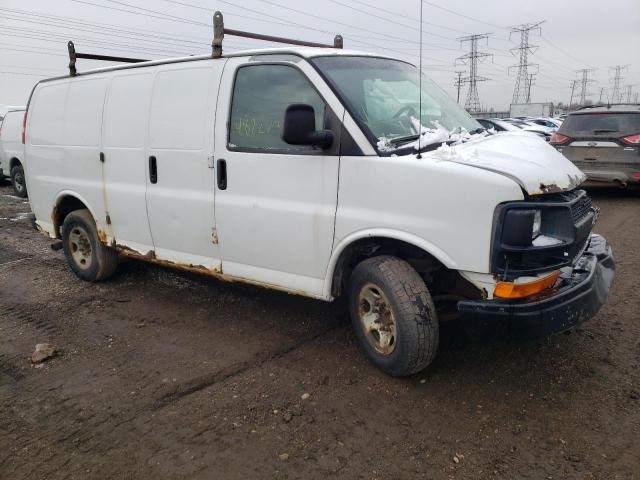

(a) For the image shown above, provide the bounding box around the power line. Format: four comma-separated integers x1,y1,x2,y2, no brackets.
509,21,543,104
456,33,493,112
421,1,506,30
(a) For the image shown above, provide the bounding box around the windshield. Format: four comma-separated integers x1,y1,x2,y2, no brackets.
311,56,481,150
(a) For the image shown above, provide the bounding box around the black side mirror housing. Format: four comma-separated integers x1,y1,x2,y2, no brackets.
281,103,334,149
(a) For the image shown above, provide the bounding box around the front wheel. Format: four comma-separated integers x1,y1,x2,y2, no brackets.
10,165,27,198
348,256,439,376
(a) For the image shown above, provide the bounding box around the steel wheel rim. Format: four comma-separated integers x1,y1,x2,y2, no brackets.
357,282,397,355
14,173,24,192
69,226,93,270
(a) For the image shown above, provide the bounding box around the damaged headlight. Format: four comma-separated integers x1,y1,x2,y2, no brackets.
491,190,595,277
501,208,566,248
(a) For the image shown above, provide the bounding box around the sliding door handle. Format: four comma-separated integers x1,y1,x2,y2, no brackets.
217,159,227,190
149,155,157,184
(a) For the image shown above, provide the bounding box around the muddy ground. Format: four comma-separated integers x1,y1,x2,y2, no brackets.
0,180,638,479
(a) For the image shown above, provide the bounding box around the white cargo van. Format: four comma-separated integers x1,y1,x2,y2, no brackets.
0,107,27,197
24,20,614,375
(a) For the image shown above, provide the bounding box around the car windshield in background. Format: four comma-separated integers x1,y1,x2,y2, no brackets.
561,113,640,136
311,56,480,148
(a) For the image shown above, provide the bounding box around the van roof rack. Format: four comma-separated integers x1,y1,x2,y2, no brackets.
67,41,147,76
67,10,343,76
211,11,343,57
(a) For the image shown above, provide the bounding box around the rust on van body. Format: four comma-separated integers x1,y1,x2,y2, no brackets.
97,235,312,297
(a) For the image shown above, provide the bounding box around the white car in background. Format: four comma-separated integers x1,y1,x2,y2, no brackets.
480,118,550,141
530,117,562,131
0,107,27,197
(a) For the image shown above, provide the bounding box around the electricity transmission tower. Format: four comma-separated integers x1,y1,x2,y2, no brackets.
568,79,578,109
456,34,493,112
509,21,543,104
453,70,465,104
609,65,628,103
525,73,536,103
576,68,595,106
623,85,634,103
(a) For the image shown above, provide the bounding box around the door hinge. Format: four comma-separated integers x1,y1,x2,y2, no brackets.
211,228,218,245
207,155,215,169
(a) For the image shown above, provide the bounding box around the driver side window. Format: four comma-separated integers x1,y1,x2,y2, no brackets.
229,64,326,152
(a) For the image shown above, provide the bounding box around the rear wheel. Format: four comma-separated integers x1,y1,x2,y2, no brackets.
10,165,27,198
348,256,439,377
61,209,118,282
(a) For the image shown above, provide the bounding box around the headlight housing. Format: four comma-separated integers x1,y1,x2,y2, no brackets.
491,191,595,279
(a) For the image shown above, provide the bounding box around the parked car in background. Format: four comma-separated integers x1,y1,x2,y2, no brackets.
505,118,556,136
0,107,27,197
477,117,549,141
499,119,551,141
530,117,561,131
551,104,640,189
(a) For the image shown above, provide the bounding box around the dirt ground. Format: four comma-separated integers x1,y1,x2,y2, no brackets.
0,179,638,480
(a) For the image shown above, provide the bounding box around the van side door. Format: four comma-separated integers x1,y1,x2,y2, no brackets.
145,62,223,271
213,57,343,296
101,72,155,253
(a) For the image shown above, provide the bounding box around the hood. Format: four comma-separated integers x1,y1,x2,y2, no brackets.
425,131,586,195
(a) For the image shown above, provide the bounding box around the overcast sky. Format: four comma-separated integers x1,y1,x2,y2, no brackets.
1,0,639,111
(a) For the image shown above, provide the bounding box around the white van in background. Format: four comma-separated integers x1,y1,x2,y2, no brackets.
24,44,614,376
0,107,27,197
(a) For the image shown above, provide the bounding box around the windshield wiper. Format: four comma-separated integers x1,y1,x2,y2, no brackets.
389,134,420,145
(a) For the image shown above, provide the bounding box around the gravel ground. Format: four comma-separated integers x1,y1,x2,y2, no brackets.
1,179,638,479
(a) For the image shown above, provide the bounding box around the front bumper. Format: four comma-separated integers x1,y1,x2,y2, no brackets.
457,234,614,340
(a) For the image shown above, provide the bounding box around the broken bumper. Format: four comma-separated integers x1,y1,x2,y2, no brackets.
457,234,614,340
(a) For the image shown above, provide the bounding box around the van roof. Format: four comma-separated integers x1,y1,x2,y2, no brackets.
47,47,404,80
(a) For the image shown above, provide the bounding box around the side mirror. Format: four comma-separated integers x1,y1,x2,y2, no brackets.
281,103,334,149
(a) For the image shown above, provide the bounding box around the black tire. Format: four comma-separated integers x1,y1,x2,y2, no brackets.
61,209,118,282
10,164,27,198
348,256,439,377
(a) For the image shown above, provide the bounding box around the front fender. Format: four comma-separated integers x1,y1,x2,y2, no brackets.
322,228,456,299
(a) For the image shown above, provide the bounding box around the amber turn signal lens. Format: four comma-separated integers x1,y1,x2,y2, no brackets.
494,270,561,299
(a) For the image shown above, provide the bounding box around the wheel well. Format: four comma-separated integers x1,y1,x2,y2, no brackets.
9,158,21,170
52,196,88,238
331,237,445,298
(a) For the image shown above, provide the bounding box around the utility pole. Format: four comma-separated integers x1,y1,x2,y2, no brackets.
569,79,577,109
609,65,628,103
576,68,595,106
598,87,605,104
456,34,493,113
509,21,543,104
525,73,535,103
454,70,465,104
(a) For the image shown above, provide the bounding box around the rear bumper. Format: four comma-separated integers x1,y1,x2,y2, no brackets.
457,234,614,340
581,169,640,187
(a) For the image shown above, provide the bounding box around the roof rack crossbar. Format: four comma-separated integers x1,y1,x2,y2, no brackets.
211,11,343,58
67,41,148,76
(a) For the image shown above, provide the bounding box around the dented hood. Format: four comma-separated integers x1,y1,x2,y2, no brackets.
425,132,586,195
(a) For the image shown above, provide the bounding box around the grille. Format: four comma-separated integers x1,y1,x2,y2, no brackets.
535,189,593,224
570,194,592,223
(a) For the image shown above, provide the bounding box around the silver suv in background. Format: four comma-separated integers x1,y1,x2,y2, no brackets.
551,105,640,189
